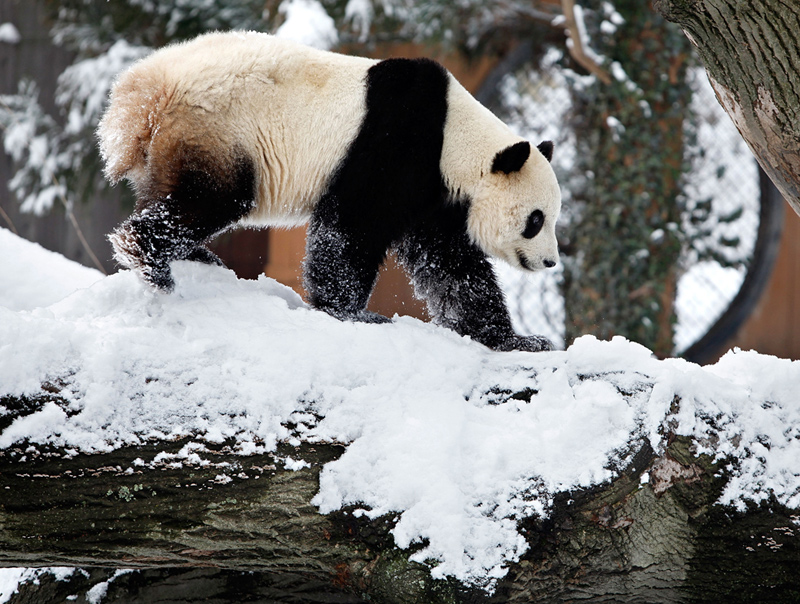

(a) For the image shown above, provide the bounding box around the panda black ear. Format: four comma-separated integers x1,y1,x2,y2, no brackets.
537,141,554,162
491,141,531,174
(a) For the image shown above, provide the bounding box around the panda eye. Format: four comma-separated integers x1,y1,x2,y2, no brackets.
522,210,544,239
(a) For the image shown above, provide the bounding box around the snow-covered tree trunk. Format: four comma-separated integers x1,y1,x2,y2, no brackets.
654,0,800,218
3,249,799,602
2,419,800,603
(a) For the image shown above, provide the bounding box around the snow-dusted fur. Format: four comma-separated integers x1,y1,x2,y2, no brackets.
99,32,372,226
98,31,562,352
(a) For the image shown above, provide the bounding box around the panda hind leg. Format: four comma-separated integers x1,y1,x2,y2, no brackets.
109,207,190,291
111,151,256,291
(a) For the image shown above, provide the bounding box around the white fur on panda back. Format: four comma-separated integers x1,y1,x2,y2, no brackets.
98,31,560,270
98,32,375,224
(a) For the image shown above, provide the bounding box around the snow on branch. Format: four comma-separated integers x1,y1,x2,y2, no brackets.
56,40,151,138
276,0,338,50
0,81,68,215
0,41,149,216
0,22,20,44
559,0,612,85
1,232,799,588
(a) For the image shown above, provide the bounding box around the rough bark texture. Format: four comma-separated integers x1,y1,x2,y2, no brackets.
654,0,800,217
2,418,800,603
0,437,469,604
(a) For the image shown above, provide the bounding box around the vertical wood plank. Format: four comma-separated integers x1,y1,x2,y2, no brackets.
721,209,800,360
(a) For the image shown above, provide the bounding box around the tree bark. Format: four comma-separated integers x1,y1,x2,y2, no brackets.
654,0,800,217
3,408,800,603
0,437,460,604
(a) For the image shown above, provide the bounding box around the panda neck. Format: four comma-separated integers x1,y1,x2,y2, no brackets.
441,76,519,201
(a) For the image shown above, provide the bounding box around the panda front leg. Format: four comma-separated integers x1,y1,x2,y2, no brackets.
396,217,554,352
303,197,390,324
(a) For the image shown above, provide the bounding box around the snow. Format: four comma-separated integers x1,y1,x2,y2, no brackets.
0,569,26,604
0,568,76,604
345,0,373,41
2,227,800,588
85,570,134,604
275,0,338,50
0,228,103,311
0,23,20,44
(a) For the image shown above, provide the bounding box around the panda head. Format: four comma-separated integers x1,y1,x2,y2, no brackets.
466,140,561,272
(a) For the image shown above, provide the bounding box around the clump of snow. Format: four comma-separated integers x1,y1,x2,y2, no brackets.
1,233,799,587
275,0,337,50
284,456,311,471
609,61,642,94
85,569,134,604
0,23,20,44
606,115,625,142
0,568,77,604
345,0,373,42
0,228,103,311
0,569,27,604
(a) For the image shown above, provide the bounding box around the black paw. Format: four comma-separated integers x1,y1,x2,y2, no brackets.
355,311,392,324
142,263,175,292
495,334,554,352
322,308,392,324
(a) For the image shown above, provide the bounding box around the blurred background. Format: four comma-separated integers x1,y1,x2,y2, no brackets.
1,0,798,362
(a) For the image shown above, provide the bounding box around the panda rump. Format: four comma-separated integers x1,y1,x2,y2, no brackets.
98,31,562,352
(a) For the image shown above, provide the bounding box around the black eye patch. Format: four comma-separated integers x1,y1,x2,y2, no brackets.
523,210,544,239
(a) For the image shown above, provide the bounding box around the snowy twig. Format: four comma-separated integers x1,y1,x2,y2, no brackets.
560,0,612,85
2,93,105,270
0,203,18,234
51,175,107,275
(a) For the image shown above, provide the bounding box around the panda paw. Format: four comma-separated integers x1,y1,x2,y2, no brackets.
495,334,555,353
351,310,392,324
323,308,392,324
141,263,175,292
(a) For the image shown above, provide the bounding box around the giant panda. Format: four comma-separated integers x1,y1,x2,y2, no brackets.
98,31,562,352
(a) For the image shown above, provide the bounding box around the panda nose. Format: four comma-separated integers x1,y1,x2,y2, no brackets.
543,259,557,268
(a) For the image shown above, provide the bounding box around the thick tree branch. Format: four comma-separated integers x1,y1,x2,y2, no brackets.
654,0,800,217
3,418,800,603
0,437,461,603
